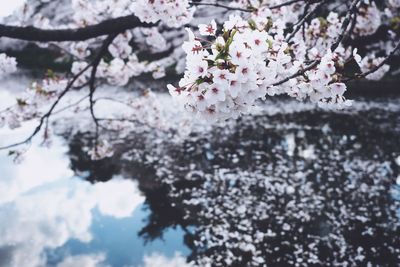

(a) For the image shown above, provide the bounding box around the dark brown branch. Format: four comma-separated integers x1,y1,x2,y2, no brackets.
272,60,319,87
330,0,360,52
88,33,119,144
189,1,253,12
342,11,357,45
190,0,308,12
0,15,152,42
269,0,308,9
190,0,307,12
344,41,400,82
286,0,326,42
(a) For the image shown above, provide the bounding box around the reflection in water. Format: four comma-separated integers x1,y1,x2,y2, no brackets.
1,85,400,266
66,100,400,266
0,136,190,267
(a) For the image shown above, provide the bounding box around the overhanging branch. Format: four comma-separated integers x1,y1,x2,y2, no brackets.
0,14,152,42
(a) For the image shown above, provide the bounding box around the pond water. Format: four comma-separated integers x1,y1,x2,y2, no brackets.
0,136,191,267
1,77,400,266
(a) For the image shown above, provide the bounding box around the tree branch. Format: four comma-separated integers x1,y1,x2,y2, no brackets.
0,14,152,42
286,0,326,42
269,0,309,10
190,0,309,12
344,41,400,82
0,63,92,150
330,0,360,52
189,1,253,12
88,33,119,145
0,34,119,150
272,60,319,87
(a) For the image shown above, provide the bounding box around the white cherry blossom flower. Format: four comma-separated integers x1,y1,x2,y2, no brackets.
188,60,209,78
212,69,231,88
204,83,226,105
199,19,217,36
330,83,347,96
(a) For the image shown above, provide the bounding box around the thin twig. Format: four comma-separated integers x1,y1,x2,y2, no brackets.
86,34,119,149
52,94,90,115
88,33,118,129
0,64,93,150
330,0,361,52
0,34,119,150
190,0,308,12
269,0,308,10
189,1,253,12
272,60,319,87
286,0,326,42
344,41,400,82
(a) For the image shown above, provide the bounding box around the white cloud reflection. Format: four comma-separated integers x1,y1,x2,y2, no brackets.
52,252,191,267
0,135,144,267
0,137,73,205
142,252,192,267
56,253,110,267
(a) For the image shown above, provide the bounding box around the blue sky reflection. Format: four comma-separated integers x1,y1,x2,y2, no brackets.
0,136,190,267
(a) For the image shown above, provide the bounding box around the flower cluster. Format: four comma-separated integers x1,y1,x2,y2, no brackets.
168,17,272,121
354,2,381,36
0,76,67,130
71,54,146,87
87,140,114,160
140,27,168,53
13,0,176,85
132,0,195,28
264,47,354,110
303,52,352,109
307,13,344,42
389,0,400,8
71,0,133,25
168,15,355,121
0,0,398,155
0,53,17,76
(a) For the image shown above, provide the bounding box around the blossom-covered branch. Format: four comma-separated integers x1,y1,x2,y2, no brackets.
0,0,399,160
189,1,253,12
0,65,91,150
345,41,400,82
0,33,120,150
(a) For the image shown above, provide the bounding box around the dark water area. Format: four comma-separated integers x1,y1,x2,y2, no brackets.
1,95,400,266
67,98,400,266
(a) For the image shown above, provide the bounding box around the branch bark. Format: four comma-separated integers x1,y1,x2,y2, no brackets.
0,15,152,42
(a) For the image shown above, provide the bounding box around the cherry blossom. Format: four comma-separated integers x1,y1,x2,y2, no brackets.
168,12,364,121
199,19,217,36
132,0,195,28
0,0,399,151
0,54,17,76
87,140,114,160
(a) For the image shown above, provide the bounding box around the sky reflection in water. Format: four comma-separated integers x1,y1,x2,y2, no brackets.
0,135,190,267
2,80,400,266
